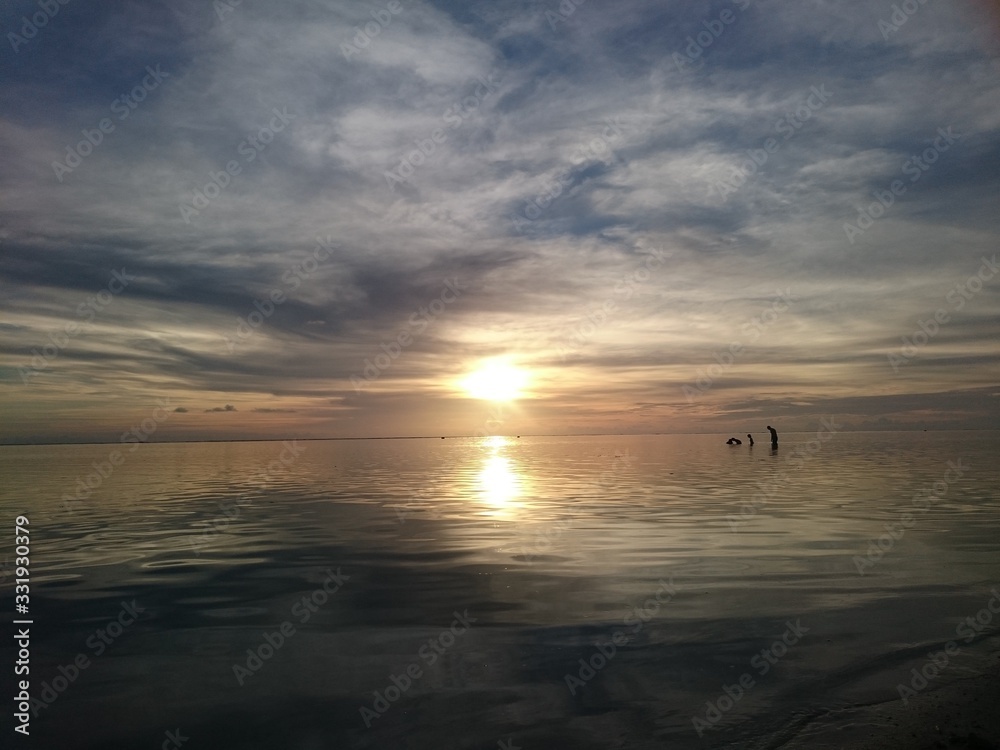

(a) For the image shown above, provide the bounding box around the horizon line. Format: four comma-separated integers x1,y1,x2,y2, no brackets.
1,426,996,448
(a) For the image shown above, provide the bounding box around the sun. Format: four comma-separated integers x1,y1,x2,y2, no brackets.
460,359,529,401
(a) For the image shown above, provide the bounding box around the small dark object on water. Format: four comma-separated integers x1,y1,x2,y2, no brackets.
747,434,754,446
726,437,742,445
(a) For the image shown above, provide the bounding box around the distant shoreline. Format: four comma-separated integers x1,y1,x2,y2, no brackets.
2,428,998,448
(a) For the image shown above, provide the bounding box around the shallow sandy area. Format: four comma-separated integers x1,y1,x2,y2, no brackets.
776,653,1000,750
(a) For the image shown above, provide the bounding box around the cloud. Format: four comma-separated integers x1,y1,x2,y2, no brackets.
0,0,998,441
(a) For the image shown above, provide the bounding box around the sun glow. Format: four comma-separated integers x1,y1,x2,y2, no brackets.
460,359,529,401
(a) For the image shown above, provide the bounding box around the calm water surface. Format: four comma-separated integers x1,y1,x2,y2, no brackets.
2,431,999,749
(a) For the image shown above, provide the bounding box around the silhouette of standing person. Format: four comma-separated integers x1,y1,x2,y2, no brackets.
766,425,778,449
747,434,754,447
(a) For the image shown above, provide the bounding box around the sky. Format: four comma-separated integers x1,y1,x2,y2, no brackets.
1,0,999,444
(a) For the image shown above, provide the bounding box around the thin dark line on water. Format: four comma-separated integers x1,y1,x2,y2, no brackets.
2,428,995,448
